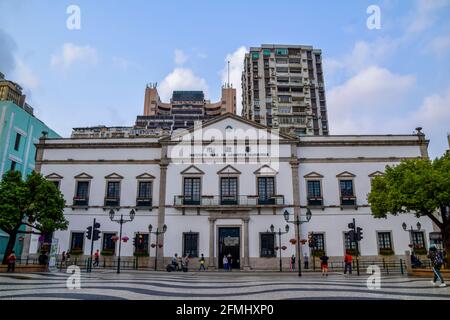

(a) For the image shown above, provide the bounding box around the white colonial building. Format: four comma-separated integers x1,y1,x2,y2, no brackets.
23,114,434,270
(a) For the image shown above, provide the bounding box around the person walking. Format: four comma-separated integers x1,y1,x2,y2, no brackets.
304,253,309,270
428,245,446,287
93,249,100,267
199,254,206,271
227,253,232,271
290,255,295,271
344,250,353,275
223,255,228,271
6,251,16,273
320,254,329,276
60,251,66,269
66,251,71,267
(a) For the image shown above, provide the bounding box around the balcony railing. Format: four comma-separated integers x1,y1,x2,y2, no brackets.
136,197,152,208
104,197,120,207
173,195,285,207
73,197,89,207
340,196,357,206
307,197,323,206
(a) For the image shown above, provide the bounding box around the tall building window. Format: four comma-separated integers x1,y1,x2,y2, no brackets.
52,180,60,190
10,160,17,172
311,233,325,255
412,231,425,249
102,233,117,255
220,177,238,204
260,233,275,257
258,177,275,204
339,180,356,206
74,181,89,206
70,232,84,253
183,232,199,258
137,181,152,207
377,232,393,253
14,133,21,151
307,180,322,206
344,232,358,254
183,177,201,205
105,181,121,207
134,233,149,255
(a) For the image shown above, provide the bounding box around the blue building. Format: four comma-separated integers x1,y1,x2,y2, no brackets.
0,94,60,258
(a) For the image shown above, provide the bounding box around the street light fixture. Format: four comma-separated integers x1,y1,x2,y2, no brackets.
148,223,168,271
269,223,290,272
109,209,135,274
284,208,312,277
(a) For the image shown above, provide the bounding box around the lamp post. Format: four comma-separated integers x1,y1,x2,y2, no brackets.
284,208,312,277
270,224,290,272
109,209,135,274
148,223,167,271
402,221,421,255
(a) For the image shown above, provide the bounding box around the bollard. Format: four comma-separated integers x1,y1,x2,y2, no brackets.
400,259,404,275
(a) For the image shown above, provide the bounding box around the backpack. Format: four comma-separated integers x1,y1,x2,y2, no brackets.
433,252,444,266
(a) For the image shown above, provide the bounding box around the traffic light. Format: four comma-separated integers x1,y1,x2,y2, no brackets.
93,222,101,241
356,227,363,241
348,222,355,230
86,226,92,240
308,233,316,248
348,230,356,242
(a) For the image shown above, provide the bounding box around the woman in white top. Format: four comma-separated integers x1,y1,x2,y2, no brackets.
223,255,228,271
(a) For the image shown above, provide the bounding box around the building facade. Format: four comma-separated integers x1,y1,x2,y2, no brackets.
242,45,329,137
25,114,433,270
0,99,60,258
137,85,236,134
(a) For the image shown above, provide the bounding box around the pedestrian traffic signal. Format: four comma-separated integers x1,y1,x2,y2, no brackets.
93,222,101,241
356,227,363,241
348,230,356,242
86,226,92,240
348,222,355,230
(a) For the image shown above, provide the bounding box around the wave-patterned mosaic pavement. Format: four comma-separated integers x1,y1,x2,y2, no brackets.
0,271,449,300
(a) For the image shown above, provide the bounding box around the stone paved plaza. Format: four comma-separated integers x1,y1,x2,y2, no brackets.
1,270,449,300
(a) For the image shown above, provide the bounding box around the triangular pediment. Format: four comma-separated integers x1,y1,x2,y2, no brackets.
105,173,124,180
254,165,278,176
45,173,63,180
303,171,324,178
368,171,384,177
74,172,93,179
163,113,298,142
217,165,241,175
136,173,156,179
180,165,204,175
336,171,356,178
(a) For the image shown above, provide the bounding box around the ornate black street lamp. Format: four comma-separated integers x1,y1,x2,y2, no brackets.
402,221,421,255
284,208,312,277
270,224,290,272
148,223,167,271
109,209,135,274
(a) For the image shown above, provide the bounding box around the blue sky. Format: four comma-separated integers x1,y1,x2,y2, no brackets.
0,0,449,157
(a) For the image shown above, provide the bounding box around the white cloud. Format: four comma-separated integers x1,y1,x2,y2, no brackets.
112,56,139,71
13,57,40,93
221,46,246,115
429,36,450,57
327,66,416,134
407,0,450,34
158,68,208,102
174,49,188,65
50,43,98,69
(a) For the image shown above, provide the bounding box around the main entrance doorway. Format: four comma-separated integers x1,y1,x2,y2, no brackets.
218,227,240,269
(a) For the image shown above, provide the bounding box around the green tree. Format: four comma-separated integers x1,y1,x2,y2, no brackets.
0,171,68,264
368,153,450,264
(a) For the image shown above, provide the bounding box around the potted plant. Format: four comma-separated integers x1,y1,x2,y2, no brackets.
70,248,83,256
133,251,149,257
312,249,325,257
379,248,394,256
101,249,115,256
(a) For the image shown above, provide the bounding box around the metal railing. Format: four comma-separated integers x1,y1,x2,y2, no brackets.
173,195,285,206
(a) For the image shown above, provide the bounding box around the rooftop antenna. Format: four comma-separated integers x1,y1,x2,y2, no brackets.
227,60,230,88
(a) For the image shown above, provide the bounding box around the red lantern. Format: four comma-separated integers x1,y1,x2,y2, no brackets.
289,238,297,245
408,244,413,248
274,246,279,251
300,239,307,245
158,244,163,248
151,243,156,248
281,246,287,250
122,236,129,243
111,236,119,242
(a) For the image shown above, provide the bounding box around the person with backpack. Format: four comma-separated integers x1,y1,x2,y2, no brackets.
199,253,206,271
344,250,353,275
6,251,16,272
320,254,329,276
428,245,446,287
